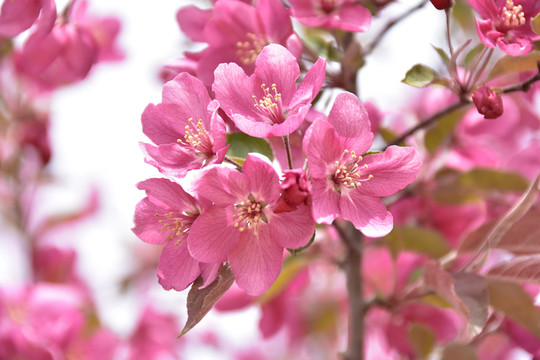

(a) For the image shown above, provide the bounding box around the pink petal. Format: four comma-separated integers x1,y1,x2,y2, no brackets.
332,4,371,32
270,204,315,249
141,142,203,178
229,226,284,295
288,56,326,111
242,154,280,202
258,0,294,43
136,178,197,211
157,240,201,291
176,5,212,43
356,146,422,197
311,178,341,224
188,206,240,262
304,120,343,178
340,191,393,237
0,0,41,37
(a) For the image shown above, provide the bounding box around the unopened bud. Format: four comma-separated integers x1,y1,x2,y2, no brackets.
280,169,312,207
471,86,504,119
430,0,454,10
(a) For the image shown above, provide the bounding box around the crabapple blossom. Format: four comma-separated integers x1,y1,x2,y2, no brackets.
468,0,540,55
289,0,372,32
303,92,422,237
472,85,504,119
132,178,220,291
188,154,315,295
0,0,56,38
213,44,326,138
141,73,228,178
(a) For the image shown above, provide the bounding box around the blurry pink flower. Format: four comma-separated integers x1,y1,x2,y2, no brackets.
141,73,228,178
213,44,326,138
472,86,504,119
177,0,302,86
468,0,540,55
188,154,315,295
0,0,56,38
303,92,422,237
15,0,122,89
133,178,220,291
289,0,372,32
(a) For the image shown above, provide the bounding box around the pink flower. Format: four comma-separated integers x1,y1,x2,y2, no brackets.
468,0,540,55
188,154,315,295
0,0,56,38
141,73,228,178
303,92,422,237
133,178,220,291
472,86,504,119
213,44,326,138
289,0,372,32
177,0,302,86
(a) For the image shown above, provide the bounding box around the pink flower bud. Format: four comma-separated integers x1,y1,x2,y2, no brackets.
471,86,504,119
280,169,312,207
429,0,453,10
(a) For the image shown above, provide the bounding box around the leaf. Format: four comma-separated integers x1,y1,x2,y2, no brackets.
401,64,439,88
488,51,540,79
459,210,540,255
226,132,273,162
532,13,540,36
287,231,315,255
179,265,235,337
433,45,450,64
488,279,540,338
457,168,529,192
464,43,485,68
441,343,479,360
424,107,464,153
384,226,452,259
423,262,489,334
487,255,540,284
408,323,435,359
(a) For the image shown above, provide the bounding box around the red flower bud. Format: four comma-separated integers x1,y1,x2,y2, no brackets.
280,169,312,207
471,86,504,119
429,0,454,10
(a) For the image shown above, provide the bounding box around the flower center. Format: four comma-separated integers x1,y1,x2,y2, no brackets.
232,194,268,235
155,211,194,246
500,0,526,29
236,33,268,65
332,149,373,191
252,83,285,124
177,118,213,157
320,0,339,13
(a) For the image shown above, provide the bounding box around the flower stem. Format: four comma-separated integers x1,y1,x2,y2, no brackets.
283,135,294,169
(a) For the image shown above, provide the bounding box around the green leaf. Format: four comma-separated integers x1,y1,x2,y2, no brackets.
457,168,529,192
179,265,235,337
384,226,452,259
408,323,435,359
424,107,464,153
401,64,439,88
532,13,540,36
464,43,485,68
379,127,402,145
488,51,540,79
226,132,273,162
432,45,450,64
488,279,540,338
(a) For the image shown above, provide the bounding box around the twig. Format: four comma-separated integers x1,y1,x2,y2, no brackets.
282,135,294,169
224,156,242,170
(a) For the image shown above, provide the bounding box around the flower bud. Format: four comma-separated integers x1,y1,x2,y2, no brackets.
280,169,312,207
471,86,504,119
429,0,454,10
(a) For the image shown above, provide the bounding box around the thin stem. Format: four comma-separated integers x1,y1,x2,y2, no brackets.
224,156,243,170
365,0,428,55
282,135,294,169
445,8,454,58
468,47,494,90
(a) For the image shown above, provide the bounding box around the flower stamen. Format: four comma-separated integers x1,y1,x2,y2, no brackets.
177,118,213,157
331,149,373,191
252,83,284,124
236,33,268,65
501,0,526,28
232,195,267,235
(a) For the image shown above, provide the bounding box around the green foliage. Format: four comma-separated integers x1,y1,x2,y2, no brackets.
488,51,540,79
384,226,451,259
226,132,274,162
401,64,439,88
424,107,464,153
532,13,540,36
408,323,435,359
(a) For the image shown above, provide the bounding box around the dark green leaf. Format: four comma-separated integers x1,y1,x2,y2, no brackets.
226,132,273,162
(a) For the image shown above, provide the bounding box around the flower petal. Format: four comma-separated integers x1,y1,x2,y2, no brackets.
157,240,201,291
340,191,393,237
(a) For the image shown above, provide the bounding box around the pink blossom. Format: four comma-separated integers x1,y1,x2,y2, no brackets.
141,73,228,178
132,178,220,291
177,0,302,86
303,92,422,237
472,86,504,119
188,154,315,295
289,0,372,32
468,0,540,55
213,44,326,138
0,0,56,38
